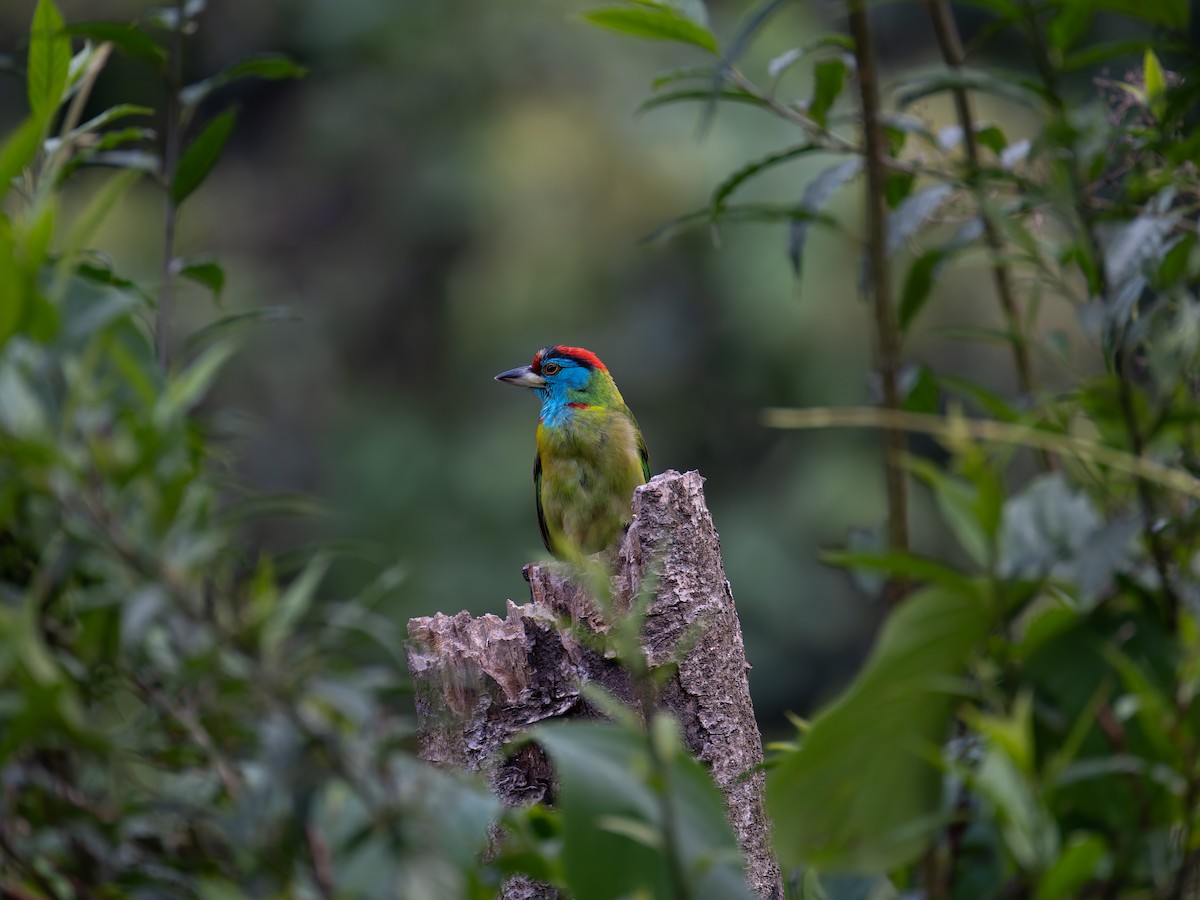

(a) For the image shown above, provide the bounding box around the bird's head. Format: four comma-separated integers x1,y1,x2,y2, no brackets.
495,346,621,421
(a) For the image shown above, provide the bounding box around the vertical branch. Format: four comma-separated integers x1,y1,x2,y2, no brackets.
156,0,186,369
925,0,1045,420
847,0,909,604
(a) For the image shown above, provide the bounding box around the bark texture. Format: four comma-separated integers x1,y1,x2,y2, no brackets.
407,470,782,899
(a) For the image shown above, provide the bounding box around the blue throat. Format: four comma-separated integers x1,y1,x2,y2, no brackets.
535,363,593,429
538,388,576,429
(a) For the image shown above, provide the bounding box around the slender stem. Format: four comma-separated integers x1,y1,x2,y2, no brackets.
762,406,1200,500
925,0,1045,420
848,0,909,604
156,0,186,369
1117,376,1180,628
638,683,692,900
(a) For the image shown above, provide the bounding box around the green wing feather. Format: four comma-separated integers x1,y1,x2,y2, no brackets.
533,451,552,553
627,405,650,482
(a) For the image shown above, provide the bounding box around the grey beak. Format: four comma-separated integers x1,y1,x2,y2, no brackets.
494,364,547,389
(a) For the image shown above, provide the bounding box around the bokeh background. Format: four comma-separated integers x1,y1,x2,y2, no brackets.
0,0,1093,732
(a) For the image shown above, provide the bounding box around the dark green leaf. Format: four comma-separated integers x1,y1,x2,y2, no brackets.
808,56,846,129
580,7,718,53
0,117,43,199
636,88,767,117
651,65,713,90
975,124,1007,156
884,171,916,209
27,0,71,122
1047,1,1095,53
1062,39,1161,72
789,158,861,277
171,108,237,204
768,584,992,873
642,202,836,244
1090,0,1187,29
902,362,940,415
768,35,854,81
66,22,166,67
183,306,298,353
894,69,1047,112
179,54,308,107
1035,834,1107,900
70,104,154,136
899,250,942,332
822,548,974,591
174,257,225,298
701,0,791,131
533,721,757,900
710,144,821,212
1157,232,1196,286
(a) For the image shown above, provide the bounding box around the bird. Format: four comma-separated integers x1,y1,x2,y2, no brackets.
495,345,649,559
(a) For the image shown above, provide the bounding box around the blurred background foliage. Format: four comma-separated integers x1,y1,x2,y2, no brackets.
0,0,981,726
5,0,1200,896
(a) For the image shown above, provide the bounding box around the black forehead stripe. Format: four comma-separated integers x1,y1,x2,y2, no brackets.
543,346,597,369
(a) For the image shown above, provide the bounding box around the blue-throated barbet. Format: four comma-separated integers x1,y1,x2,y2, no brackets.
495,346,649,559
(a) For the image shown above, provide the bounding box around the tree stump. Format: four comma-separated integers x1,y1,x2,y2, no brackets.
407,470,782,899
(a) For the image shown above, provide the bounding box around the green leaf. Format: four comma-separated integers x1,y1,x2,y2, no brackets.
1091,0,1187,28
650,65,714,90
789,158,861,277
171,108,237,204
159,339,238,422
263,553,330,653
767,584,992,873
642,202,836,244
27,0,71,122
65,22,166,67
1047,0,1095,53
174,257,225,298
532,721,757,900
70,104,154,135
0,117,43,200
60,169,141,267
767,35,855,81
1062,39,1161,72
179,53,308,107
899,249,944,332
808,56,846,129
886,183,954,256
822,548,974,591
908,459,992,567
894,68,1046,112
1034,833,1108,900
884,171,916,209
580,7,718,53
710,144,822,213
975,124,1007,156
1143,48,1166,118
636,88,767,117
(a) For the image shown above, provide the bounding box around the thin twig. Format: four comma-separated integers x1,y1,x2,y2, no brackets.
848,0,910,605
306,822,336,899
156,0,186,368
762,406,1200,500
130,675,244,800
925,0,1046,438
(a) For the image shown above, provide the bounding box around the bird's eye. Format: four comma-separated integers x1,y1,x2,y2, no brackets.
542,363,560,375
